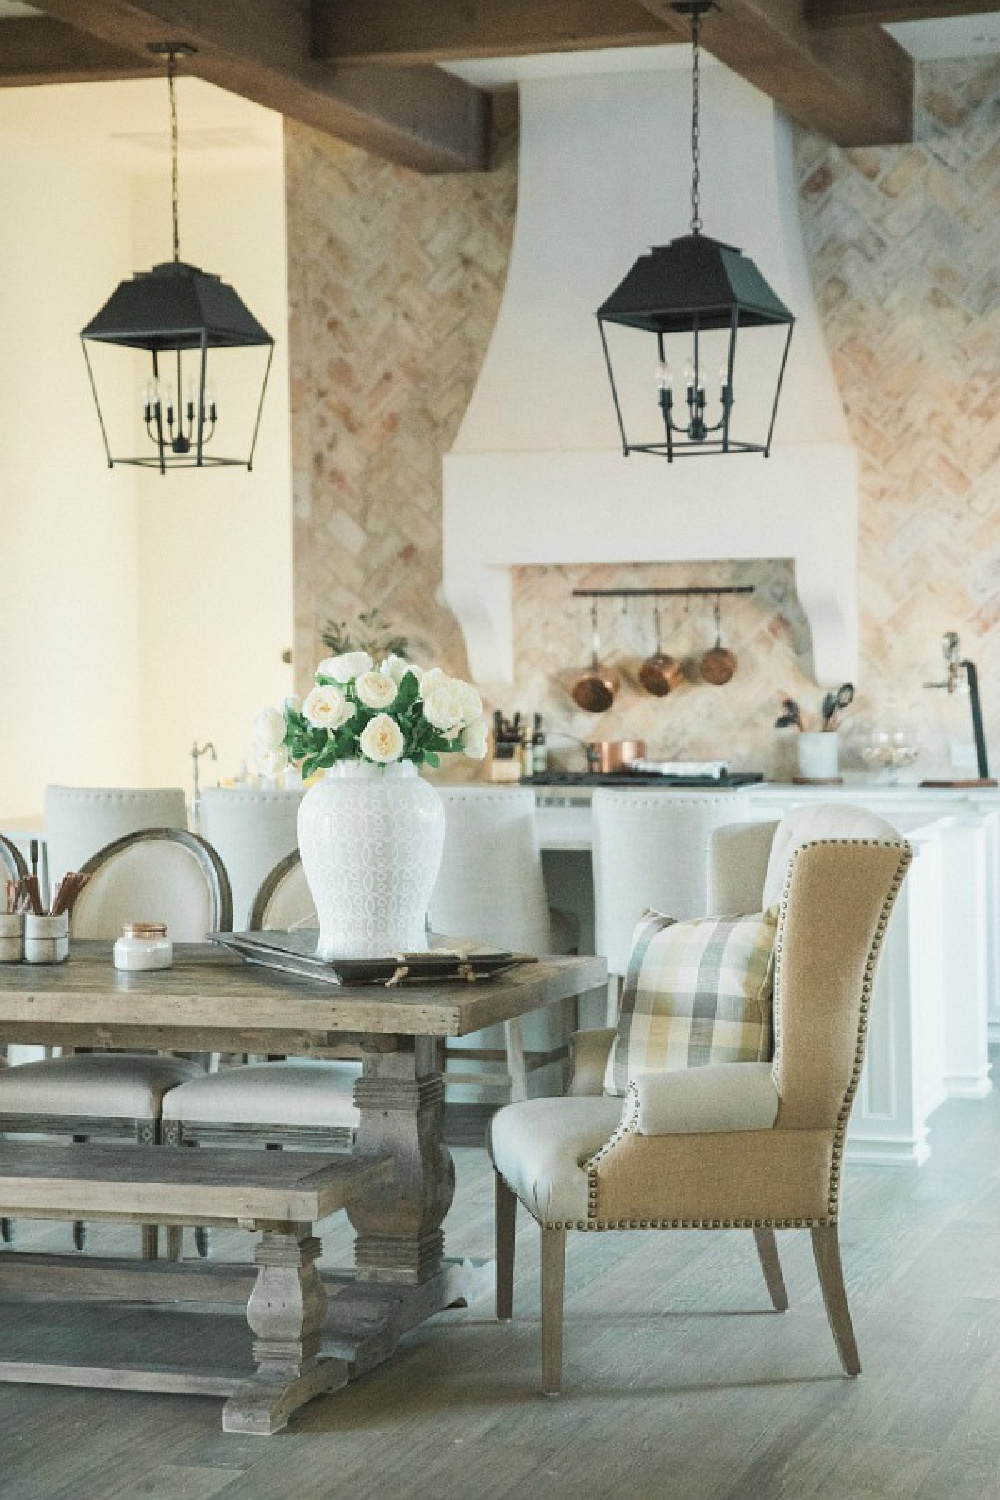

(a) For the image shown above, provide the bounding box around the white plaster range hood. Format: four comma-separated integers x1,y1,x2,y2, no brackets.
442,50,858,687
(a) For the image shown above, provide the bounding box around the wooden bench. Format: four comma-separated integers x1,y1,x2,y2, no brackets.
0,1139,386,1434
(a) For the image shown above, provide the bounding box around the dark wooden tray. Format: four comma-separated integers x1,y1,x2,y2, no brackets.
209,929,535,987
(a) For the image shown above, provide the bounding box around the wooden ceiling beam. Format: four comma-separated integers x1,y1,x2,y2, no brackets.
312,0,678,66
634,0,913,145
805,0,1000,26
0,17,160,85
29,0,492,173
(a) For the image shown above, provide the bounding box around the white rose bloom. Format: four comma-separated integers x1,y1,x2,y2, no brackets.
360,713,406,763
252,705,286,752
382,654,421,686
355,670,399,711
462,716,489,760
316,651,373,684
303,683,355,730
418,667,448,696
254,744,289,778
453,678,483,727
422,680,466,735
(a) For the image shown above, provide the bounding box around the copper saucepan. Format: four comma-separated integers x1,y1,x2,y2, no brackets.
638,603,684,697
571,604,620,714
700,599,737,687
586,739,647,774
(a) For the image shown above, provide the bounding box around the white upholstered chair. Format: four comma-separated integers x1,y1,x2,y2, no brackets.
197,786,303,930
489,804,911,1394
428,787,580,1109
44,784,188,892
591,791,738,1024
160,849,361,1258
0,827,231,1256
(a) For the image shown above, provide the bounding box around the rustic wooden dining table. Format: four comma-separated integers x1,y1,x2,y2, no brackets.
0,941,606,1432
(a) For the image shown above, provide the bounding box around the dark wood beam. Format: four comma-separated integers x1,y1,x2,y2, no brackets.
634,0,913,145
30,0,491,173
313,0,678,66
0,17,160,85
806,0,1000,26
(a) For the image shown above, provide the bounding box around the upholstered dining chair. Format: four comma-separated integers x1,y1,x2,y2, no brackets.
428,787,580,1110
160,849,362,1258
0,827,232,1257
488,804,912,1394
197,785,303,930
591,791,736,1018
43,784,188,892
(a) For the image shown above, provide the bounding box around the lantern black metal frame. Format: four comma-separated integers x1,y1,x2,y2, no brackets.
81,44,274,474
596,0,794,461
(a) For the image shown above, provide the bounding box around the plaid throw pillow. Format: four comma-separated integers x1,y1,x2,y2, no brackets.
604,907,778,1097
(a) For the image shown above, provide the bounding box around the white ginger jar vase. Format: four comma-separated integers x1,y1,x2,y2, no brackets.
297,760,445,961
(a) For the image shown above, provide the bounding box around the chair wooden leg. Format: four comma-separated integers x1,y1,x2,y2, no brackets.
811,1223,861,1377
753,1227,788,1311
140,1224,158,1261
165,1226,184,1261
540,1226,566,1397
495,1171,516,1322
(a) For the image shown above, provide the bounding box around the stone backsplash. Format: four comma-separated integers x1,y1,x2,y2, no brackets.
285,57,1000,784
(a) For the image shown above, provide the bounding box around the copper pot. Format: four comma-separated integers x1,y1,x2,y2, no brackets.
571,606,620,714
638,603,684,697
700,601,737,687
586,739,647,774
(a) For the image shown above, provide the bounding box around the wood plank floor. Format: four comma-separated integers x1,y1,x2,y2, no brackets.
1,1073,999,1500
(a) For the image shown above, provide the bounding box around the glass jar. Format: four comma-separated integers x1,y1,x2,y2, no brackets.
113,922,173,972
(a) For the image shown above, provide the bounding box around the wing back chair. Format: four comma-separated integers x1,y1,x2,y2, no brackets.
488,805,912,1393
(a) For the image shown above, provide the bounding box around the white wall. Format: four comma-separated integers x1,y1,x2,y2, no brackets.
0,80,293,817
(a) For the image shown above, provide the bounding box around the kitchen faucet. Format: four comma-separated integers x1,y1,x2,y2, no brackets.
190,741,217,830
924,632,991,782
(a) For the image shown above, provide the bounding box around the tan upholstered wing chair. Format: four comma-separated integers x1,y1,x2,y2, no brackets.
488,810,912,1394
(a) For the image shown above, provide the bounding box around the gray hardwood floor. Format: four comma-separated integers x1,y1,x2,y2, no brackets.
1,1072,999,1500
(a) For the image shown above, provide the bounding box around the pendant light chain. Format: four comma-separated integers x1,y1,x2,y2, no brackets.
168,48,181,263
690,4,702,237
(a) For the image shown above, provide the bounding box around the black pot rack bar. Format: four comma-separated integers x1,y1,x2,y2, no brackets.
571,586,755,599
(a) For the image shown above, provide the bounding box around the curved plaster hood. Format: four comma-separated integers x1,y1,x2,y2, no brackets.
442,52,858,687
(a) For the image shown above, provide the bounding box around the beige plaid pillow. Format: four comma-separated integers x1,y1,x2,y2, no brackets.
604,907,779,1097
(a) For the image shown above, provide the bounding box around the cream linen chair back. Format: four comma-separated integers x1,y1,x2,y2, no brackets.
70,829,233,941
427,787,554,952
592,791,735,977
198,787,304,931
428,787,578,1107
44,785,187,891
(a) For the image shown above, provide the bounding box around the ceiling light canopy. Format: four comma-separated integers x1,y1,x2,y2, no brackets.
81,44,274,474
597,1,794,461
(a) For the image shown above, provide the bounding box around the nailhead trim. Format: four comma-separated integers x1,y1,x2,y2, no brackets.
577,836,912,1230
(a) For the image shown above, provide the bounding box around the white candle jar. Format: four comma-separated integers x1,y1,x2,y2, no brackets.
24,912,69,965
113,922,173,972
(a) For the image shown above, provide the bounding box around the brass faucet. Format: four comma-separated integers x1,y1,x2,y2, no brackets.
190,741,217,828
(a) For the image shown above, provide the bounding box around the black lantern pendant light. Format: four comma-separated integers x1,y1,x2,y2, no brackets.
81,44,274,474
597,1,794,460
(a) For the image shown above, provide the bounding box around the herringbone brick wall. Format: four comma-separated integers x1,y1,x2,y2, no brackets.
285,56,1000,779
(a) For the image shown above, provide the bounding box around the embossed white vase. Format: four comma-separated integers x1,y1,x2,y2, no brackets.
297,760,445,960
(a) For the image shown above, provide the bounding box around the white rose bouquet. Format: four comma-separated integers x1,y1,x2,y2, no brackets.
254,652,488,778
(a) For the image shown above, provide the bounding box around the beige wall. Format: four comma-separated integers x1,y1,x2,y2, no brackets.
286,57,1000,782
0,82,293,817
